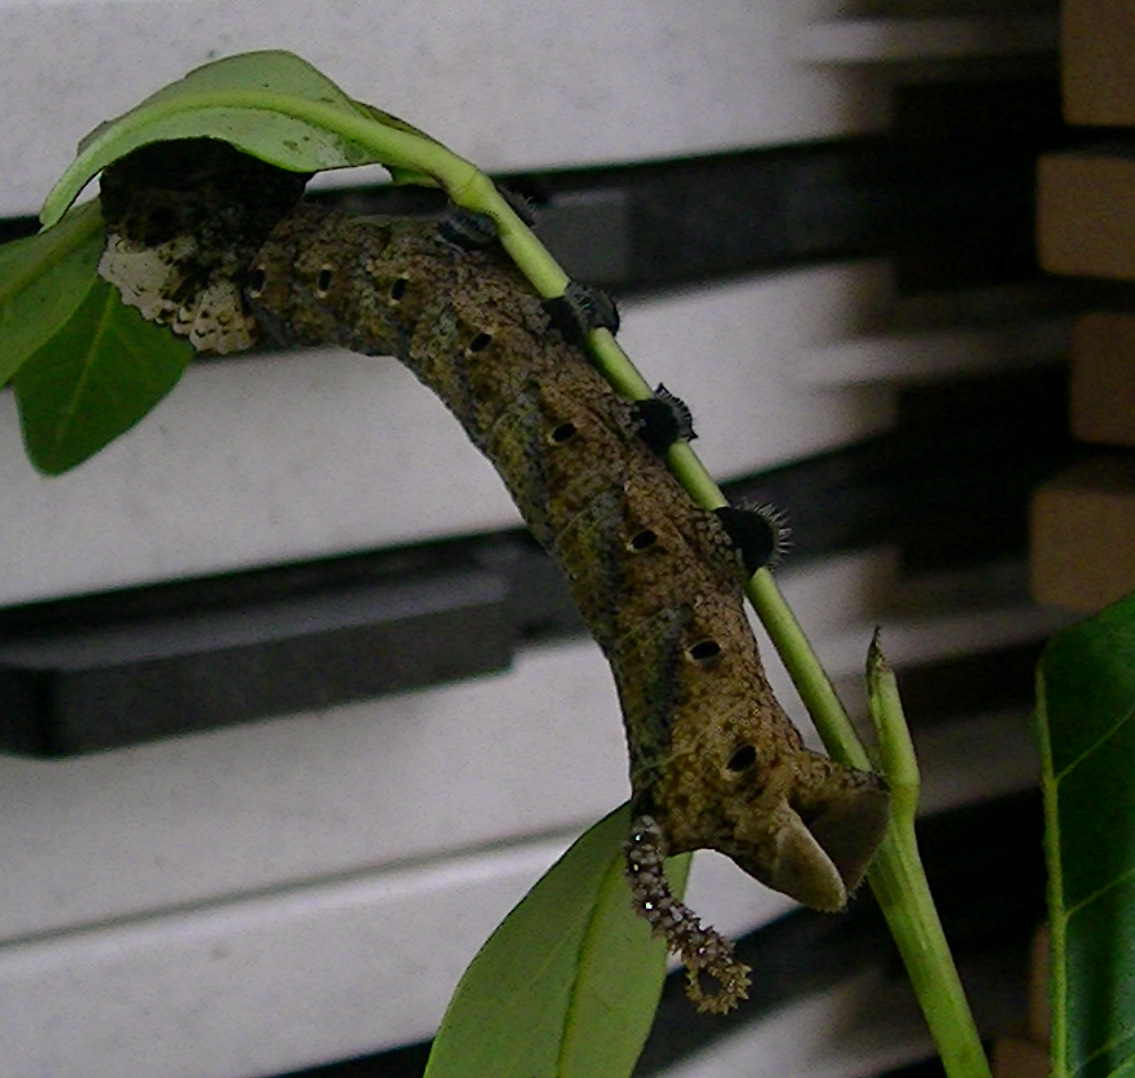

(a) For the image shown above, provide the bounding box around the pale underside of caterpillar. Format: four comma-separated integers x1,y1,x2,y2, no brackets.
97,141,890,1013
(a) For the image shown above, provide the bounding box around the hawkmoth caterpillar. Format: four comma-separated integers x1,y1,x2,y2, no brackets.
97,140,890,1013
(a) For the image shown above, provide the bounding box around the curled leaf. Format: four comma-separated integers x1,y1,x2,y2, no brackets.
0,200,103,387
42,51,456,227
14,276,191,474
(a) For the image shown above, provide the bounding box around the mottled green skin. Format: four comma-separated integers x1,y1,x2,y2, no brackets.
248,203,889,911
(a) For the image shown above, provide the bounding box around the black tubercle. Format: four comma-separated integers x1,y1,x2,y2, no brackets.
499,186,538,227
633,384,697,455
713,504,790,576
543,281,621,344
437,206,499,250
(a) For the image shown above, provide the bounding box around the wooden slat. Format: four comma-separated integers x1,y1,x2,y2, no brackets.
1071,312,1135,447
1030,924,1051,1046
993,1036,1050,1078
1037,150,1135,280
1063,0,1135,125
0,266,895,606
1030,456,1135,612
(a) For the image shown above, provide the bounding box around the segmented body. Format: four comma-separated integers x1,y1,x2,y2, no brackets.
244,205,889,1008
97,142,889,1012
247,204,793,806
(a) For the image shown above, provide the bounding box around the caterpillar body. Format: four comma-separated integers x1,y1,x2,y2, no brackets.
97,142,889,1012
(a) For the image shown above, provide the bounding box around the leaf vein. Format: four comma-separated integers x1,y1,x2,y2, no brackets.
1072,1018,1135,1078
1065,861,1135,920
1055,701,1135,784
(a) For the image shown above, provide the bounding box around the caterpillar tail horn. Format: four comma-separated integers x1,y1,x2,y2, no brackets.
729,761,891,912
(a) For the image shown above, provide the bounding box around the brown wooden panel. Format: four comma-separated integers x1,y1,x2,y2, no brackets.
1038,151,1135,280
1071,312,1135,447
1029,924,1051,1047
993,1036,1050,1078
1064,0,1135,125
1030,455,1135,612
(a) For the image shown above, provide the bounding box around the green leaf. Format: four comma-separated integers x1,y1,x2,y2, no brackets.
42,50,441,227
14,276,192,474
425,804,691,1078
1038,589,1135,1078
0,200,104,387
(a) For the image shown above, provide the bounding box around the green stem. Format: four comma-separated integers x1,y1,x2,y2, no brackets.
866,637,993,1078
870,828,992,1078
476,156,994,1075
485,169,991,1073
748,572,874,772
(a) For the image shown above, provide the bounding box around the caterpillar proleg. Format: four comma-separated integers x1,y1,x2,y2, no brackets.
97,141,890,1012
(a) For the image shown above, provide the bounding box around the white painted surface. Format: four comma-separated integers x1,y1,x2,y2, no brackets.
794,14,1058,63
0,264,898,605
0,836,576,1078
0,639,628,943
0,548,1047,1078
0,699,1039,1078
0,0,891,218
658,969,935,1078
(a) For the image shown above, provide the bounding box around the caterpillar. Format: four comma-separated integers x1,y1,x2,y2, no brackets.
97,140,890,1013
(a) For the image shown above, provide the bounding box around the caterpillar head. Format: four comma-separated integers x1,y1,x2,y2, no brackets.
620,604,890,1012
96,138,309,354
624,757,888,1013
645,726,891,913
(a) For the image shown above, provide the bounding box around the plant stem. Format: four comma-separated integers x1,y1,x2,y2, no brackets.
870,827,992,1078
865,637,993,1078
747,573,875,771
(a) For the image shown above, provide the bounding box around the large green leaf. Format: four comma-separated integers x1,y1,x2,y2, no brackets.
1038,589,1135,1078
14,276,191,474
42,51,446,227
425,804,691,1078
0,200,103,387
